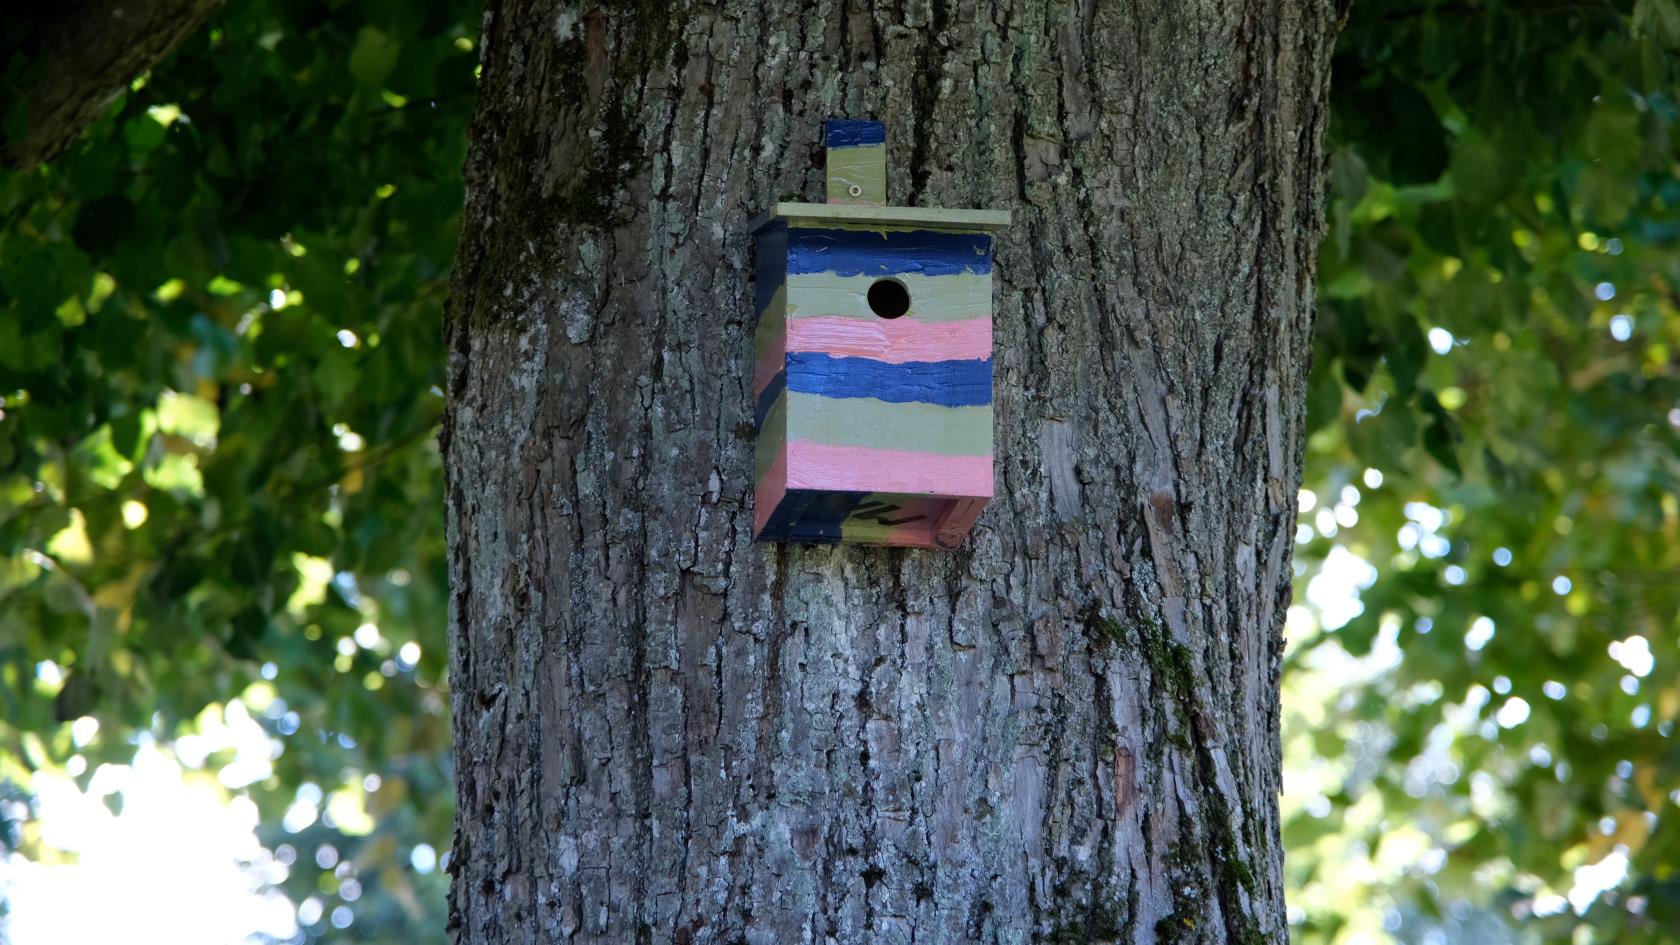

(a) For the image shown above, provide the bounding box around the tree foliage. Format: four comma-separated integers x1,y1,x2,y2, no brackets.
1290,0,1680,942
1,0,1678,943
1,1,477,939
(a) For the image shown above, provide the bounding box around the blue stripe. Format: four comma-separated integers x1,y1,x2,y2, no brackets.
754,227,786,316
826,119,885,148
785,353,991,407
787,228,993,277
790,492,864,542
788,491,866,542
754,371,786,429
758,489,862,543
759,490,820,542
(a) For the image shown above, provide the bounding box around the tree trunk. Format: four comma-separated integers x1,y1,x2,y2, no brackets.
442,2,1336,943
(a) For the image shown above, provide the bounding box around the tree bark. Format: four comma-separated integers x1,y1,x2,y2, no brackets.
0,0,224,169
442,2,1336,943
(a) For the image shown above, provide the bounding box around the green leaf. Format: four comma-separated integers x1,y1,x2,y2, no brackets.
1577,163,1639,226
1633,0,1680,48
350,27,401,88
1448,130,1513,206
72,195,136,257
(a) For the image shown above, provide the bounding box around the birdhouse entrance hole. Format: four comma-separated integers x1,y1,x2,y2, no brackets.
867,278,911,319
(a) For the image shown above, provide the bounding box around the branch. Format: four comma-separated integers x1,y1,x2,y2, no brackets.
0,0,223,170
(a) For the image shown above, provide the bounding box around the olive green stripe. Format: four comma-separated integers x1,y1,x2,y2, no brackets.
786,392,991,456
839,518,898,543
754,284,786,360
756,281,786,319
787,272,993,323
826,143,887,205
755,393,786,481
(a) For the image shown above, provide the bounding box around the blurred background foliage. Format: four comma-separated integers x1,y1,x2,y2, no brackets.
0,0,476,940
1290,0,1680,942
0,0,1677,943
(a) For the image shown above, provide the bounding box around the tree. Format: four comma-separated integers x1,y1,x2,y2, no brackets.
6,2,1680,944
442,2,1337,942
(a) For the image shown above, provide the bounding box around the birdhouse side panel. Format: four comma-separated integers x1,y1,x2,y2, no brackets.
751,226,791,539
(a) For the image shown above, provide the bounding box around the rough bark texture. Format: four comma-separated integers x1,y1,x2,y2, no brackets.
443,2,1336,943
0,0,224,169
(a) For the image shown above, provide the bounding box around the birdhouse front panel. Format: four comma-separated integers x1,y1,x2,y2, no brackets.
750,209,1006,548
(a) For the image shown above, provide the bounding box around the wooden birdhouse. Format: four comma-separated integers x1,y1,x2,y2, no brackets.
749,119,1010,549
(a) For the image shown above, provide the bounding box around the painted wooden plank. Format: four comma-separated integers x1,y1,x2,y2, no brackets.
753,448,789,537
754,227,786,314
751,286,787,398
932,497,988,549
752,342,784,402
755,276,786,320
838,520,933,546
757,488,818,542
785,353,992,407
786,316,992,364
839,495,955,545
787,443,994,496
757,490,988,547
753,392,786,482
825,119,885,148
785,490,863,541
784,392,991,456
754,370,786,428
748,202,1012,234
825,119,887,206
826,144,887,206
787,271,993,323
752,228,788,405
787,228,993,277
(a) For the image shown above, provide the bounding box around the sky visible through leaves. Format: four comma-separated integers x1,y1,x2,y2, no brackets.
3,1,1680,944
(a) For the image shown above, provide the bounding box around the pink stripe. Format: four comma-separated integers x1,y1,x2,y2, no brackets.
787,442,993,496
786,317,991,364
754,450,788,537
882,498,963,548
881,527,940,548
933,498,987,549
873,498,987,548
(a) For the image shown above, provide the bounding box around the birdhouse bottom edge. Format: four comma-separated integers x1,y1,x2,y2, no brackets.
753,440,992,549
755,488,988,549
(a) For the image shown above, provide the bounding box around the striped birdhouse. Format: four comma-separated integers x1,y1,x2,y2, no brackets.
749,119,1010,549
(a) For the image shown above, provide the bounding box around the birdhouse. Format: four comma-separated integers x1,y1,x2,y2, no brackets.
749,119,1010,549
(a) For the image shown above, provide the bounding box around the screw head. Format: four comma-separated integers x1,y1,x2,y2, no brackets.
848,184,863,197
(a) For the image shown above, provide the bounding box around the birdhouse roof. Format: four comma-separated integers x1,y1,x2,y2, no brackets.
749,202,1011,235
